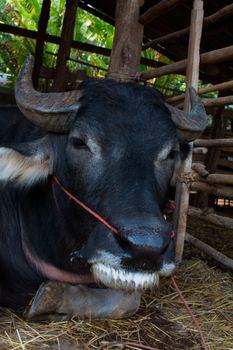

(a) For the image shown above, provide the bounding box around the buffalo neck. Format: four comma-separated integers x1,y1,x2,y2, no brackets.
18,180,92,276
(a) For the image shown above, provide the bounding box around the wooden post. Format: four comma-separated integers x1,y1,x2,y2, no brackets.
52,0,79,92
33,0,51,88
174,0,204,263
108,0,144,81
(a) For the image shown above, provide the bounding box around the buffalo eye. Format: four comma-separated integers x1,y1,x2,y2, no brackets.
167,149,178,160
70,137,89,150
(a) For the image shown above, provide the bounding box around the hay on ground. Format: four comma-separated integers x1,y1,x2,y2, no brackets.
0,258,232,350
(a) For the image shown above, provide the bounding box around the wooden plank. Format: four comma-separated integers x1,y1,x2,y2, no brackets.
191,181,233,198
217,159,233,170
52,0,79,91
207,173,233,185
139,0,183,25
174,0,204,263
166,79,233,104
193,147,208,155
186,233,233,270
140,45,233,80
188,206,233,229
143,3,233,49
202,95,233,107
108,0,144,81
221,147,233,153
194,138,233,147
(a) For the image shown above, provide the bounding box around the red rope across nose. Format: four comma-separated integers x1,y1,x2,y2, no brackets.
52,175,175,239
52,176,118,234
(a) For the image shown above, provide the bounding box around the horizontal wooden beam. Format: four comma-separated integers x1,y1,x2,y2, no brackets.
176,95,233,109
202,95,233,107
139,0,183,25
143,3,233,49
206,173,233,185
193,147,208,155
194,138,233,147
140,45,233,80
166,79,233,104
0,23,162,69
190,181,233,198
188,206,233,229
186,233,233,270
180,170,233,186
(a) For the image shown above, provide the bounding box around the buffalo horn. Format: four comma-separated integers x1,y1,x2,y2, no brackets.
15,56,81,133
165,87,206,142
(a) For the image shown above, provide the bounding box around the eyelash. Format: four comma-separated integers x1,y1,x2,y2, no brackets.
71,137,88,149
167,150,178,160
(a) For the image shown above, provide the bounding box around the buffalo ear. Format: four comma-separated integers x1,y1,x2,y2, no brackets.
0,137,51,186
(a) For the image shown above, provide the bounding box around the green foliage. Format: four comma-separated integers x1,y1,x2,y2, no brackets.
0,0,199,98
0,0,114,85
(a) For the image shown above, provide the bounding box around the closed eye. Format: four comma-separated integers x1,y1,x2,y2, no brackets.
167,149,179,160
70,137,89,150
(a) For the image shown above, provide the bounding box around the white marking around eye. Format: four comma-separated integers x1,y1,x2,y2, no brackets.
156,144,174,161
87,138,102,159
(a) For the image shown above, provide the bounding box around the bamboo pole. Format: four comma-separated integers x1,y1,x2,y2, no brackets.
166,79,233,104
193,147,208,155
182,170,233,186
139,0,183,25
190,181,233,198
192,162,209,176
202,95,233,107
174,0,204,263
143,3,233,49
140,45,233,80
194,139,233,147
188,207,233,229
186,233,233,270
206,174,233,185
175,94,233,109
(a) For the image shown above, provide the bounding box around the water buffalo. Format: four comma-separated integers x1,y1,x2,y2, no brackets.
0,57,206,320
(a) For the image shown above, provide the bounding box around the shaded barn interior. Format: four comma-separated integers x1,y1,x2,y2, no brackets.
0,1,233,349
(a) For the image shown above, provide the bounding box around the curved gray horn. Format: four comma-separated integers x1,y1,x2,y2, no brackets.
15,56,81,133
165,87,206,142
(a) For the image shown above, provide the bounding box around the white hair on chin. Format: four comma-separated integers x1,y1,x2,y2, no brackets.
91,263,159,291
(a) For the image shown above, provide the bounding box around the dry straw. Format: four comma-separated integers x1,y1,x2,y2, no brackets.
0,258,232,349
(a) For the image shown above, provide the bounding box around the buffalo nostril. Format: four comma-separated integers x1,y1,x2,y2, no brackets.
116,227,169,258
116,234,134,255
